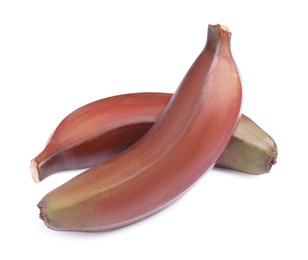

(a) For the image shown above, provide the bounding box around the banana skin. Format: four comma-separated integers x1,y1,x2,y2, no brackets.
217,115,277,174
38,24,242,231
31,93,171,182
31,96,277,182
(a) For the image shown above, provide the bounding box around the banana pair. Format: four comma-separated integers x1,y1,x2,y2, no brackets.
32,25,277,232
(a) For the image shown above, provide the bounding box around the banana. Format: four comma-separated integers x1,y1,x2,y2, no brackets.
37,24,242,231
31,92,277,183
30,93,171,183
217,115,277,174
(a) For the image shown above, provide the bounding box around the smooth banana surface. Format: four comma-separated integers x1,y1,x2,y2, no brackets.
38,24,242,231
31,93,277,183
31,93,171,182
217,115,277,174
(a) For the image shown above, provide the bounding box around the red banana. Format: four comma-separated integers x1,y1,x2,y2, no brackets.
37,24,242,231
31,92,171,182
31,93,277,183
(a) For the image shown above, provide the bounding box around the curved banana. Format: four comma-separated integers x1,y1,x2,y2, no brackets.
31,93,171,182
31,93,277,183
217,115,277,174
38,24,242,231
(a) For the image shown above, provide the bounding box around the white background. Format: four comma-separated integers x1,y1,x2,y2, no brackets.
1,1,307,259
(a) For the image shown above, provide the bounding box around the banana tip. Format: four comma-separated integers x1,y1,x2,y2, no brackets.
38,205,49,228
209,24,230,32
267,152,278,172
30,160,40,183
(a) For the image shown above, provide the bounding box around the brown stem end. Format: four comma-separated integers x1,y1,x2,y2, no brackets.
30,159,40,183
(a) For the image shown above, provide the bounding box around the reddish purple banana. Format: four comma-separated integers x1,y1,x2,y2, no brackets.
31,94,277,183
37,24,242,231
